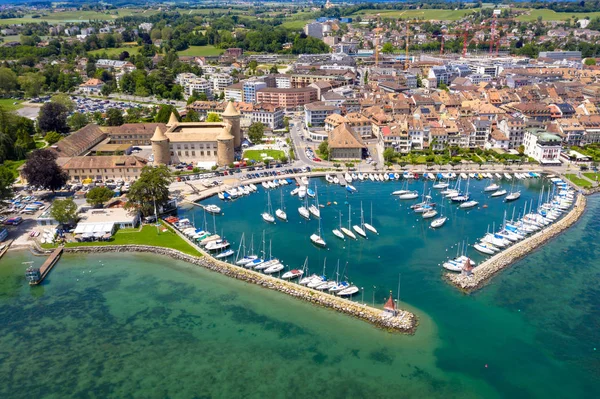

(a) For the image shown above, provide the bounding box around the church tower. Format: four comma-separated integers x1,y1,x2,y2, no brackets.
151,126,170,165
167,112,179,128
217,124,235,166
221,101,241,147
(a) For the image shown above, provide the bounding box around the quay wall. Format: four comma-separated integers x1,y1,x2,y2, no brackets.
64,245,417,334
447,194,587,293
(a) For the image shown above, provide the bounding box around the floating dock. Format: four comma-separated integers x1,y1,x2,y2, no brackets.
336,174,347,186
30,246,63,285
294,176,303,186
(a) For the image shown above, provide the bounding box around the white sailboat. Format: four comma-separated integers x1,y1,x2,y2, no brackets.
298,185,307,199
332,211,345,240
275,190,287,221
430,200,446,227
352,202,367,238
398,191,419,200
491,189,507,197
282,258,306,280
298,192,310,219
505,179,521,202
236,234,258,266
341,204,357,239
484,180,500,192
261,191,275,223
310,212,327,247
308,185,320,218
363,202,378,234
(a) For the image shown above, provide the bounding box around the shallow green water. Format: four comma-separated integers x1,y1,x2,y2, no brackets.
1,178,599,398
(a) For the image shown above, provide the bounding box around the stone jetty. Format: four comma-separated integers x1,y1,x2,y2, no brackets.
65,245,417,334
447,194,587,293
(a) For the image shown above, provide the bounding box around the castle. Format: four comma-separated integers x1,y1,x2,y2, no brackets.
151,101,242,167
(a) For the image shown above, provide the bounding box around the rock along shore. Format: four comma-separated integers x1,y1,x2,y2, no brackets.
64,245,417,334
446,193,587,293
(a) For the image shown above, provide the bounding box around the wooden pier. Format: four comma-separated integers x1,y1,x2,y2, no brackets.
31,246,63,285
336,174,347,186
294,177,303,186
0,239,13,260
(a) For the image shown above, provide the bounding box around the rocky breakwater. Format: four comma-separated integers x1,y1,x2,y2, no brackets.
447,194,587,293
65,245,417,334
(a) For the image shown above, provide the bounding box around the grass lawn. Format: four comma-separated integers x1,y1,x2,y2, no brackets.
243,149,286,162
35,141,46,149
351,8,478,21
177,45,224,57
281,19,310,30
3,159,25,179
0,8,158,25
565,174,592,189
0,99,23,111
88,46,141,57
583,172,600,182
515,9,600,22
42,222,202,257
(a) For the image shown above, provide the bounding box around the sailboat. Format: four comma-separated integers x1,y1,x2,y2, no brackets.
329,261,350,293
452,178,471,202
275,190,287,221
236,234,258,265
332,211,345,240
261,191,275,223
308,185,321,218
484,179,500,192
282,257,306,280
298,193,310,219
310,212,327,247
363,202,378,234
505,178,521,202
341,205,357,239
255,240,278,271
430,201,447,227
352,202,367,238
491,189,507,197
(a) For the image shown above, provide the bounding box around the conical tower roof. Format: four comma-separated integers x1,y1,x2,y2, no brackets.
384,292,396,312
168,112,179,126
151,126,168,142
217,124,234,141
222,101,240,117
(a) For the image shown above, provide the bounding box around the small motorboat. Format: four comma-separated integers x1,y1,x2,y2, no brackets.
282,269,304,279
491,189,507,197
215,249,235,259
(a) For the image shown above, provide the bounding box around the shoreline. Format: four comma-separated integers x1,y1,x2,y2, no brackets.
446,193,587,293
60,245,418,334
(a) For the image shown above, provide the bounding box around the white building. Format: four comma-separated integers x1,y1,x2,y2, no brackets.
211,74,234,93
523,129,562,164
275,75,292,89
242,81,267,103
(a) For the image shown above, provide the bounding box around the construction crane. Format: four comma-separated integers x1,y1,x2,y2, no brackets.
462,23,470,58
403,19,420,70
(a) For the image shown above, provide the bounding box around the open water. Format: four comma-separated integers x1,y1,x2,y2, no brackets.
1,177,599,398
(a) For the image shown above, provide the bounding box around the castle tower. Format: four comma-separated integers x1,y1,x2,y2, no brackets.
151,126,170,165
167,112,179,128
216,124,235,166
221,101,241,148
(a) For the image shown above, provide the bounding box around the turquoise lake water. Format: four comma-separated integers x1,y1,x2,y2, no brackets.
1,177,598,398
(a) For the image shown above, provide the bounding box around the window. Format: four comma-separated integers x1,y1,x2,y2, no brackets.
185,151,189,156
213,151,217,156
177,151,181,156
192,151,195,156
201,151,204,156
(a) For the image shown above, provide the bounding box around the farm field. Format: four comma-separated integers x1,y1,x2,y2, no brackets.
177,45,224,57
515,9,600,22
0,9,157,25
351,8,478,21
88,46,141,57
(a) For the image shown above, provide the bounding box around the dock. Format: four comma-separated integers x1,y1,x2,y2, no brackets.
294,177,303,186
336,174,347,186
0,239,13,260
31,246,63,285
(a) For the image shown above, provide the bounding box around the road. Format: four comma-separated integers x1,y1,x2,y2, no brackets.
289,118,325,167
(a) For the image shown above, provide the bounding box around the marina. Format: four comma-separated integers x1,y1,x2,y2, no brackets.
25,246,63,285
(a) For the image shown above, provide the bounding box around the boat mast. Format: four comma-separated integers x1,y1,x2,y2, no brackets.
235,232,245,262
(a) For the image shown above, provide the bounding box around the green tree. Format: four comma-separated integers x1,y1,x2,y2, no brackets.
22,149,69,191
44,131,62,145
183,109,200,122
269,65,278,74
106,108,125,126
206,112,222,122
154,105,179,123
248,122,265,143
248,60,258,74
86,186,115,207
0,67,18,95
381,42,395,54
50,198,78,226
383,147,396,162
125,165,172,216
363,70,368,85
318,140,329,159
51,93,75,112
18,72,46,98
0,165,13,204
68,112,89,131
584,58,597,66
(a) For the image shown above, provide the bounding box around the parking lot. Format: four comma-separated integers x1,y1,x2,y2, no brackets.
72,96,151,115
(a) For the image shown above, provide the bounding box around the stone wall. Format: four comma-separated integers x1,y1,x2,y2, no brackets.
447,194,587,293
65,245,417,334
